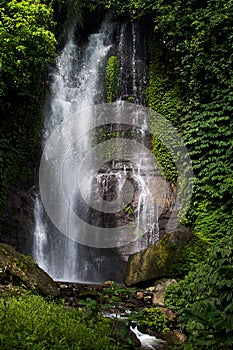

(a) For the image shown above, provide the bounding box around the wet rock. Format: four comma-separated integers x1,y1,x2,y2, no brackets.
152,291,164,306
103,280,116,289
125,227,193,286
143,294,153,305
125,298,144,308
151,279,178,307
135,291,144,300
162,329,187,345
154,279,178,290
1,186,35,255
0,243,59,296
58,282,102,307
160,308,177,322
133,290,153,306
112,319,141,348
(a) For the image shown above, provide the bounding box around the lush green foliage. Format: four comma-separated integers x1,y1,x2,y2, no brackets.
0,294,120,350
165,235,233,349
0,0,56,95
169,235,210,278
1,1,232,347
150,0,233,236
82,0,155,17
105,56,119,102
194,203,233,243
150,2,233,345
0,0,56,219
137,307,169,333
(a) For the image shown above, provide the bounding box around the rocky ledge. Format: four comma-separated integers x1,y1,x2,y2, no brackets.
0,243,59,296
125,226,193,286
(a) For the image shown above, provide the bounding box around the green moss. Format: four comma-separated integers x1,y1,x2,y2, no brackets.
0,244,59,296
125,228,193,285
105,56,120,102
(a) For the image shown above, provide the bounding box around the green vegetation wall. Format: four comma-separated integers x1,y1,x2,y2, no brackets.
150,0,233,241
0,0,57,222
147,36,180,183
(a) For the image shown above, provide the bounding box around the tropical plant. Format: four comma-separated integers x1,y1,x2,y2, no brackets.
165,235,233,349
0,294,120,349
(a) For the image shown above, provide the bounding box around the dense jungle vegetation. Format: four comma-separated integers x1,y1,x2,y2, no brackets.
0,0,232,349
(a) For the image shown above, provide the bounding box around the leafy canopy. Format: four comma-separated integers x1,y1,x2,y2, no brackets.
0,0,56,96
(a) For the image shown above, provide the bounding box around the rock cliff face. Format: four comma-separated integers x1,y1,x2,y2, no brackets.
125,226,193,286
0,243,59,296
1,184,35,255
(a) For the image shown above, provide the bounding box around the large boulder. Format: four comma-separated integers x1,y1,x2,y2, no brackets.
0,243,59,296
125,227,193,286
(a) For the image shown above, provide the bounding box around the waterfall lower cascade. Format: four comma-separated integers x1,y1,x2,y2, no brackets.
33,15,174,283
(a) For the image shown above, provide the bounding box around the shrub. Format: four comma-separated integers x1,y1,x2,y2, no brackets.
164,235,233,349
139,307,169,333
0,295,120,350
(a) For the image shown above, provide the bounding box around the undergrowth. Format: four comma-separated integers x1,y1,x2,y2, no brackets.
0,294,120,350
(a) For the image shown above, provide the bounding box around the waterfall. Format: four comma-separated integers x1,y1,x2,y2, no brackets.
33,196,48,272
33,15,115,282
33,15,169,283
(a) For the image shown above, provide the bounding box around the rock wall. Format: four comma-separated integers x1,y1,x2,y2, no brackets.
0,243,59,296
125,226,193,286
1,184,35,255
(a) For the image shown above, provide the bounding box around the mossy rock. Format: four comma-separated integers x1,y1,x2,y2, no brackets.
125,227,193,286
0,243,59,297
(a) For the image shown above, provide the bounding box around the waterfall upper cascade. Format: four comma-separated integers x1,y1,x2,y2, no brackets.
33,15,177,283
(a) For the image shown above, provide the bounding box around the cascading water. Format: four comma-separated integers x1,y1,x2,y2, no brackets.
34,15,116,282
33,196,48,271
33,15,172,283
